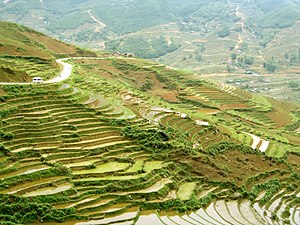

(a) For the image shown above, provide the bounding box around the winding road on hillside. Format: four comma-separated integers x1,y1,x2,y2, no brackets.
44,58,72,83
0,58,73,85
87,10,106,31
234,5,247,51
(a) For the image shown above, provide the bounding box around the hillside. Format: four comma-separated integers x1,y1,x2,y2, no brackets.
1,0,299,102
0,23,300,225
0,21,96,82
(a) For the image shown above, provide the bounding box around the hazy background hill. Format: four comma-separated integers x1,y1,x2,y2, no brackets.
1,0,299,53
1,0,299,102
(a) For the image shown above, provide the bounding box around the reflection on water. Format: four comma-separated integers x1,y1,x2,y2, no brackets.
30,200,299,225
136,210,164,225
23,183,72,197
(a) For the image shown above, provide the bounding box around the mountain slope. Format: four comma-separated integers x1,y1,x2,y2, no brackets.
243,0,300,28
0,23,299,224
0,21,95,59
0,21,96,82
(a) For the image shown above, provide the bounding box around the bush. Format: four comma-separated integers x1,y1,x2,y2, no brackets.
205,141,257,156
217,27,231,38
0,130,15,141
0,144,10,155
122,126,171,150
106,36,180,59
264,58,278,72
0,194,79,224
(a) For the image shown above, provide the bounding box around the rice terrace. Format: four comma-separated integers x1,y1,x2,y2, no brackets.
0,12,300,225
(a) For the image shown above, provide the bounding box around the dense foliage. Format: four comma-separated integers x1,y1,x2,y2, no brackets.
205,141,257,156
122,126,172,149
0,195,80,224
106,36,180,59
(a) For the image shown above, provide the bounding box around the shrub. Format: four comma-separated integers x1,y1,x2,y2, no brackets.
86,163,96,169
122,126,171,150
0,194,80,224
217,27,230,37
0,130,14,141
0,144,10,155
205,141,257,156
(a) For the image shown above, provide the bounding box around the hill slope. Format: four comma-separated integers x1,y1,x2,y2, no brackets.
0,23,299,225
1,0,299,102
0,21,96,82
0,21,95,59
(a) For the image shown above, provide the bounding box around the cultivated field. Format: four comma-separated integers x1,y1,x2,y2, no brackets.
0,55,299,224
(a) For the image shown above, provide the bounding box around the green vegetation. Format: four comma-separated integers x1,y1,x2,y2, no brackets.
205,141,257,156
0,14,299,225
0,55,299,224
106,36,180,58
217,27,231,38
0,194,80,224
1,1,300,104
122,126,171,150
264,58,279,72
246,0,300,29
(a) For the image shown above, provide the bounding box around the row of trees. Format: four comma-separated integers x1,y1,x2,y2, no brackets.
230,53,280,73
0,194,80,224
106,36,180,59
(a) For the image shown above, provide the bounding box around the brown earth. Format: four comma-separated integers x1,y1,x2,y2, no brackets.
25,32,77,55
77,59,178,100
160,91,180,102
0,21,95,60
287,153,300,175
284,134,300,146
220,104,248,110
267,109,294,128
0,66,30,82
197,108,220,114
179,150,290,188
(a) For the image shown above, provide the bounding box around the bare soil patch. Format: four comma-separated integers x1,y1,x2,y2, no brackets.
284,134,300,146
267,109,294,128
197,108,220,114
25,32,77,55
179,150,289,187
220,104,248,110
287,154,300,175
160,91,180,102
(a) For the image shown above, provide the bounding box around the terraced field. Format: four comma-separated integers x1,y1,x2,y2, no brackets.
0,57,60,83
0,56,300,225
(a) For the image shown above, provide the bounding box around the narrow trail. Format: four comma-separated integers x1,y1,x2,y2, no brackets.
226,4,247,66
259,49,265,62
87,10,106,31
86,10,106,48
234,5,246,51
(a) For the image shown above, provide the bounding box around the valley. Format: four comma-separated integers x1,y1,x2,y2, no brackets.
0,22,300,224
0,1,300,224
1,0,299,103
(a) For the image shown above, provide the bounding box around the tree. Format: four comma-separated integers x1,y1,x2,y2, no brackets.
217,27,230,38
264,58,278,72
231,53,237,60
244,56,255,65
288,81,300,90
